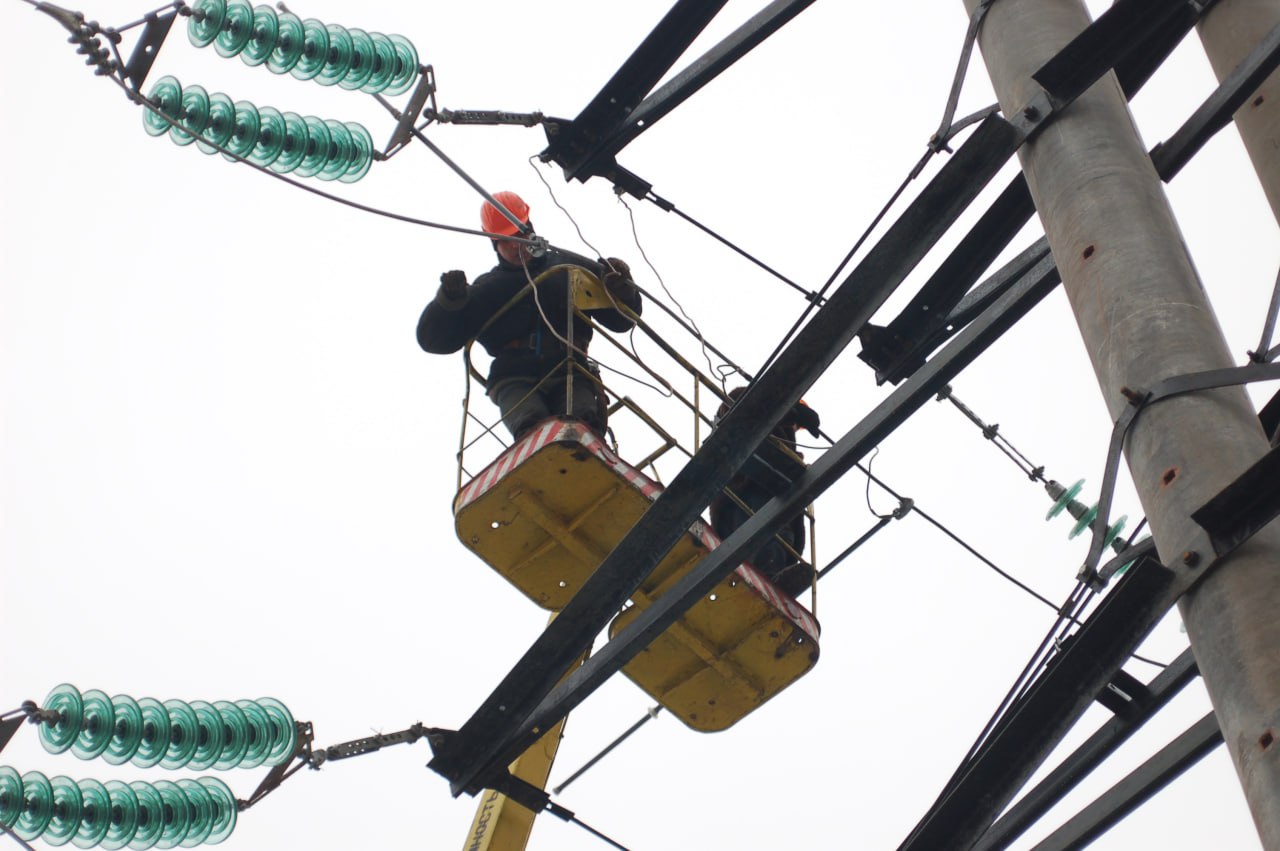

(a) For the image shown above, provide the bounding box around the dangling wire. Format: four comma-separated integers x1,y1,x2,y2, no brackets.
616,195,726,390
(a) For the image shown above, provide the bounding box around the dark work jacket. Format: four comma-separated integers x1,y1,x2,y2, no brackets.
417,247,641,384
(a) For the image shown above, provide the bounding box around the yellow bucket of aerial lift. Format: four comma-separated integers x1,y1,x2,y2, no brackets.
453,418,820,732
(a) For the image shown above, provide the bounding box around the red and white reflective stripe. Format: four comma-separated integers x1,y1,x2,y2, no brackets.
698,526,821,638
456,419,568,511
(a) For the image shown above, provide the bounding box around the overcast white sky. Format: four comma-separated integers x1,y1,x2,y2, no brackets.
3,1,1278,849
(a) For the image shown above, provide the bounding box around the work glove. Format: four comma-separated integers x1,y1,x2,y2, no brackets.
438,269,468,303
790,400,821,437
600,257,637,302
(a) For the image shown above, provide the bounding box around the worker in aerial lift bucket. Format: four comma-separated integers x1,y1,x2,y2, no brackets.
417,191,642,440
709,388,822,597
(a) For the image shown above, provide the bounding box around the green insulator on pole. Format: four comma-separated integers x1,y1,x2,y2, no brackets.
247,106,286,167
267,112,309,174
186,0,226,48
128,781,165,850
221,100,261,163
42,775,81,847
185,702,224,772
159,700,199,771
169,84,211,147
315,24,353,87
131,698,171,769
15,771,53,842
196,778,236,845
265,11,304,74
73,777,112,848
211,701,250,770
100,780,140,851
175,780,215,848
1045,479,1085,520
339,28,376,91
213,0,254,57
196,92,236,155
238,4,277,66
143,76,183,137
71,689,115,761
294,116,332,178
0,766,23,829
339,121,374,183
254,698,296,766
288,18,328,80
40,684,84,755
103,694,145,766
383,33,419,96
150,780,189,850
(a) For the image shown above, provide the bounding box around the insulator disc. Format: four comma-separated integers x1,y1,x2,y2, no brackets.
1069,503,1100,540
214,0,254,58
103,694,144,766
174,780,214,848
265,11,304,74
40,684,84,755
338,121,373,183
15,771,53,842
361,32,396,94
1045,478,1085,520
184,701,223,772
289,18,328,81
159,700,198,770
267,111,308,174
211,701,249,770
383,33,419,97
339,28,376,91
73,777,111,849
43,775,83,847
254,698,296,766
130,698,171,769
169,84,211,147
195,779,236,846
221,100,261,163
315,23,353,87
247,106,286,167
1104,515,1128,550
195,92,235,155
316,119,354,181
99,780,141,851
0,766,23,828
233,700,271,770
150,781,189,850
143,76,184,137
127,781,164,851
238,4,277,66
293,116,331,178
186,0,226,48
72,689,115,761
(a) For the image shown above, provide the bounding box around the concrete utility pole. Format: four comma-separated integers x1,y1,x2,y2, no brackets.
963,0,1280,846
1196,0,1280,225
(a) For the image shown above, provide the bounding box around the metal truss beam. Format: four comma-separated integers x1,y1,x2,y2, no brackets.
1031,712,1224,851
541,0,818,188
862,0,1277,388
973,649,1201,850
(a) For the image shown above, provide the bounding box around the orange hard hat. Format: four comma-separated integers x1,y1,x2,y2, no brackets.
480,191,530,236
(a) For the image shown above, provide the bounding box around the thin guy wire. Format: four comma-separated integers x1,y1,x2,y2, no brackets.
0,825,37,851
